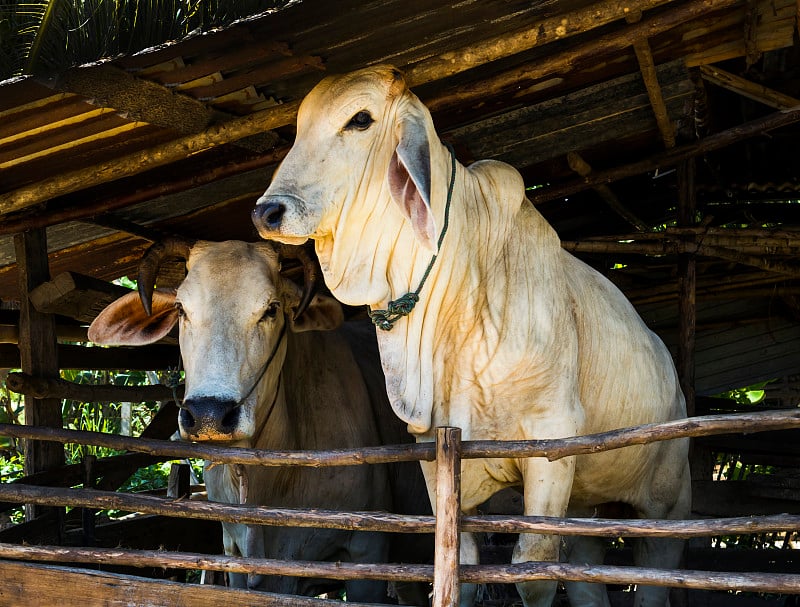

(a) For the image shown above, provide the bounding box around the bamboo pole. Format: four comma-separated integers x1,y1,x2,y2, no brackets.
530,105,800,204
0,101,301,215
3,410,800,467
432,427,461,607
404,0,676,87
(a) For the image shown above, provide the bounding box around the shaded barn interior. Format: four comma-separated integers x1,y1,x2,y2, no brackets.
1,0,800,604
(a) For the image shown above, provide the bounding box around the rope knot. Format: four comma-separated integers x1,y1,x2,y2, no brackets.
367,142,456,332
369,293,420,331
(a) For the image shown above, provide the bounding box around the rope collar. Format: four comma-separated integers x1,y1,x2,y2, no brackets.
368,142,457,331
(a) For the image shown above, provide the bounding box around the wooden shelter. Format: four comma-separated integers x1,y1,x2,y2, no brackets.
1,0,800,604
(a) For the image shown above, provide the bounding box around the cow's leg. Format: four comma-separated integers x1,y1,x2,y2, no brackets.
561,533,611,607
344,530,390,603
633,458,691,607
243,524,266,589
514,455,577,607
220,523,247,589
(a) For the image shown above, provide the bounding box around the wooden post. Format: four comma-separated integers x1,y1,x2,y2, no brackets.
677,160,696,418
81,454,97,547
433,427,462,607
14,229,65,521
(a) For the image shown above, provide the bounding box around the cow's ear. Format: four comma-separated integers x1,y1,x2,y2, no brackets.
88,289,178,346
388,111,436,251
288,293,344,333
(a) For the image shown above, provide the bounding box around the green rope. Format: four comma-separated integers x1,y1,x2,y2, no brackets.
369,142,456,331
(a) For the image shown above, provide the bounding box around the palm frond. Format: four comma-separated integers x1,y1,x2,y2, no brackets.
1,0,291,82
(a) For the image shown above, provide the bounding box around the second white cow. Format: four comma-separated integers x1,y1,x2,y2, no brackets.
252,66,691,607
89,239,429,604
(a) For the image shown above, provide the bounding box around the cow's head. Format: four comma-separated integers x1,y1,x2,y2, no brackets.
251,65,446,307
88,239,342,445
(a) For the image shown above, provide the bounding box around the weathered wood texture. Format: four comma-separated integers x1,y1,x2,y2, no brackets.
405,0,677,87
29,271,133,323
5,480,800,538
531,106,800,204
3,410,800,467
13,230,64,504
0,560,395,607
449,61,692,169
2,543,800,594
433,427,461,607
6,372,182,403
0,99,301,215
427,0,740,113
0,342,178,370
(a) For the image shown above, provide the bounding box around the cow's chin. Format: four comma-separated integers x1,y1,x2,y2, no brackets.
179,427,254,447
254,229,309,246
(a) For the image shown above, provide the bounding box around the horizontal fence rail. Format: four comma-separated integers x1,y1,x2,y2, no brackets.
1,482,800,537
1,409,799,466
2,543,800,594
3,410,800,604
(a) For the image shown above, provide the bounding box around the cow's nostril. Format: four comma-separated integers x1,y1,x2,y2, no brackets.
221,407,241,432
179,408,196,431
253,202,286,229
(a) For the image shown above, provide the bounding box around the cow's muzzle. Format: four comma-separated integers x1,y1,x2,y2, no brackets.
252,200,286,231
179,397,241,441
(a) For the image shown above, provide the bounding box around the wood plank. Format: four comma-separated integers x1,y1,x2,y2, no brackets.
699,64,800,110
432,427,461,607
13,230,64,516
448,61,692,167
0,559,390,607
0,343,179,370
0,99,301,216
29,271,131,323
404,0,677,86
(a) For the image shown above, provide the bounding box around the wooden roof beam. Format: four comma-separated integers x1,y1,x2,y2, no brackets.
427,0,740,113
404,0,678,87
566,152,651,231
531,105,800,204
625,11,676,148
0,100,300,216
699,64,800,109
52,64,280,153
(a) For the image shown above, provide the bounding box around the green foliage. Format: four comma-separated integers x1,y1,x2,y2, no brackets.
714,380,772,406
1,0,293,79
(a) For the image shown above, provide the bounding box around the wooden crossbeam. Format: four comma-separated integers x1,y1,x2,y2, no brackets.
566,152,650,231
404,0,677,87
626,11,677,148
530,106,800,204
699,64,800,109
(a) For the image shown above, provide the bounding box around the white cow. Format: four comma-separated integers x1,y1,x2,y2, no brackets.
252,66,691,607
88,238,429,604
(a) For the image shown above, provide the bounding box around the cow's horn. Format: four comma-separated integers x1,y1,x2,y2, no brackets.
137,237,196,316
277,243,321,320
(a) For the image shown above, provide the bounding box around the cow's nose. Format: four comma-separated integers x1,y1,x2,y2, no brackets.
252,200,286,230
179,397,240,439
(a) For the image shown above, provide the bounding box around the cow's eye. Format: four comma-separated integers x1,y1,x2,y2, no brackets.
174,302,185,318
345,111,373,130
261,302,280,321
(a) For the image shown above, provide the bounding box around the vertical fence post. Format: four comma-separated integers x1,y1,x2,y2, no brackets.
433,426,462,607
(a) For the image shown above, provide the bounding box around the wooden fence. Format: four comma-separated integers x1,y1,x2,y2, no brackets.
2,409,800,606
